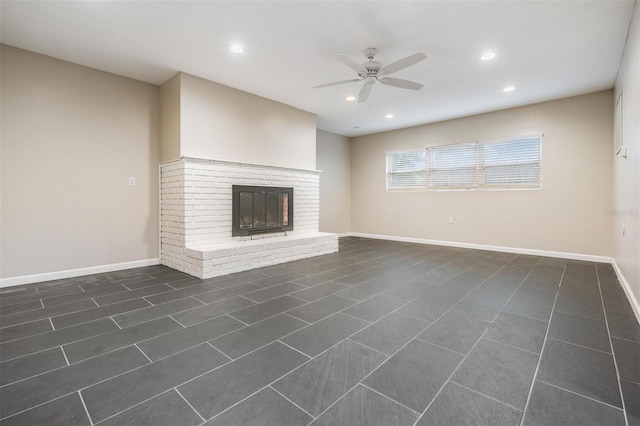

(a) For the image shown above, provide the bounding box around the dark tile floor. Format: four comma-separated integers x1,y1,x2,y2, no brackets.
0,237,638,426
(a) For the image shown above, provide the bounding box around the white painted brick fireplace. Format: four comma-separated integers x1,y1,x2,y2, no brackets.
160,157,338,279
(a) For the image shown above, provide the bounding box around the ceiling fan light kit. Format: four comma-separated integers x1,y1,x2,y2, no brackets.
313,47,427,103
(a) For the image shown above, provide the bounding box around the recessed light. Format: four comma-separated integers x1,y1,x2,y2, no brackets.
230,44,244,53
385,113,394,119
481,52,496,61
346,96,356,102
502,86,516,92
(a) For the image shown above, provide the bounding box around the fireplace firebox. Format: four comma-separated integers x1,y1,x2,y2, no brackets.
232,185,294,237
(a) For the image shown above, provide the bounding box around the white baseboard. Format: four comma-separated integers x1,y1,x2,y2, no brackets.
610,259,640,323
0,258,161,288
345,232,611,263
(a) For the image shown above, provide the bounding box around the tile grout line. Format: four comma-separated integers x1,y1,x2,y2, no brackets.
412,328,491,426
283,312,311,325
166,315,187,328
359,383,422,416
481,337,541,356
518,262,566,426
338,311,373,324
60,345,70,366
143,317,263,364
449,380,524,413
288,294,312,303
207,342,233,361
134,344,154,363
269,385,316,419
412,338,467,357
2,309,248,381
168,315,187,328
276,339,313,359
394,311,432,324
227,313,250,326
553,307,609,322
545,336,614,355
142,296,155,306
537,379,625,411
346,338,391,358
0,392,78,421
109,316,122,329
0,304,102,330
0,296,159,331
92,389,175,424
0,316,134,364
596,263,630,426
175,388,207,423
609,335,640,345
78,390,94,425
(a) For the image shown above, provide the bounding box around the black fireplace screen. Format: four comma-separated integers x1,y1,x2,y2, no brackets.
232,185,293,236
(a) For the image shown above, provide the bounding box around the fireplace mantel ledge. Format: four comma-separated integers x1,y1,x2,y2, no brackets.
160,156,323,174
185,232,338,261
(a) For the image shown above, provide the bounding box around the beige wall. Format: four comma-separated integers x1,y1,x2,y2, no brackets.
316,130,351,233
179,73,317,170
351,91,613,257
159,73,181,162
0,45,160,279
614,2,639,307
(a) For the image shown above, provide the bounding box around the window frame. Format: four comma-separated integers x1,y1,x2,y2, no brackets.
385,135,543,192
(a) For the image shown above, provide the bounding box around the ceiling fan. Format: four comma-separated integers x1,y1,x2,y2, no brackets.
313,47,427,103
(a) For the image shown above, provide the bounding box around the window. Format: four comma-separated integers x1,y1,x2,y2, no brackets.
479,137,541,189
386,150,427,189
615,91,623,156
429,143,477,189
386,136,541,191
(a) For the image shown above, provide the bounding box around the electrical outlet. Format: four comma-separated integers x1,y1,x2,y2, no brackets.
448,217,454,224
128,177,136,187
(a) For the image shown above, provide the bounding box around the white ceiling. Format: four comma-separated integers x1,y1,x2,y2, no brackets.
0,1,635,137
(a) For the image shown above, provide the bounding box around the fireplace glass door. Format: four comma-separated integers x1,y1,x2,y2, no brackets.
233,186,293,236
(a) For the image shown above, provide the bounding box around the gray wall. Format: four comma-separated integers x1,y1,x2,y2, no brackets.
179,73,317,170
613,2,640,311
350,91,614,257
316,130,351,233
1,45,161,278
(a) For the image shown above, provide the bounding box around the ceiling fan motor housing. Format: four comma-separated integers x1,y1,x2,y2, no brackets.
361,61,382,79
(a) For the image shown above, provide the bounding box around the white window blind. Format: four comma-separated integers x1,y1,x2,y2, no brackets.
386,150,427,188
429,142,478,189
479,137,541,189
386,136,542,191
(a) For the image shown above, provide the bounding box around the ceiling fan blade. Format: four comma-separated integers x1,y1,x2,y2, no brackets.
379,52,427,75
358,82,374,103
312,78,361,89
337,54,366,74
380,77,424,90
